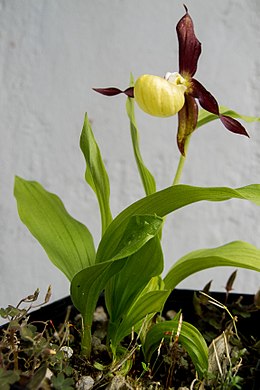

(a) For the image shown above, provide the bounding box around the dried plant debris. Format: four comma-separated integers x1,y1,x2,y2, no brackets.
0,279,259,389
0,288,76,389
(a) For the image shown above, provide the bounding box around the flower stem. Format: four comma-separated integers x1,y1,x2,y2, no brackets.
172,135,191,186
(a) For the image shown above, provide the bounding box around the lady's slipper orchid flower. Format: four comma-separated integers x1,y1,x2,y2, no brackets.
134,72,187,117
94,6,249,155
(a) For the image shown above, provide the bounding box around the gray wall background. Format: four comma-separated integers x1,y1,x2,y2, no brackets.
1,0,260,310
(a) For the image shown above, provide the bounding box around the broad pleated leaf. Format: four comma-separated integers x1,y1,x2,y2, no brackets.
164,240,260,290
122,276,166,342
143,319,208,379
197,106,260,129
106,237,165,346
97,214,163,263
70,258,126,357
14,176,95,281
106,237,163,321
126,74,156,196
71,214,164,357
97,184,260,262
110,289,170,348
80,113,112,235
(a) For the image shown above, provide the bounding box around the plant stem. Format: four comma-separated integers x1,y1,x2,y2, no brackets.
81,322,92,358
172,135,191,186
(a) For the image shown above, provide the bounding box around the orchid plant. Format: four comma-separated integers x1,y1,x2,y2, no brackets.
14,6,260,383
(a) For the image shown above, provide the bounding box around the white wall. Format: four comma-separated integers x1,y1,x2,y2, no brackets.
1,0,260,310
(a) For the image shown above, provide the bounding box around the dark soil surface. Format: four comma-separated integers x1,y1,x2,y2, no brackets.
1,289,259,389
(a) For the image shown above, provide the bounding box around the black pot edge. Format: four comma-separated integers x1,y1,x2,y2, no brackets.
1,288,257,328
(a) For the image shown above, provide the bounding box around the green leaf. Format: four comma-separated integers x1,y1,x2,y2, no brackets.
20,324,37,342
126,74,156,196
111,289,170,348
71,259,125,349
106,237,167,349
0,368,20,390
80,113,112,235
26,365,48,390
71,259,126,357
143,320,208,379
197,106,260,129
0,306,25,319
164,241,260,290
101,215,164,346
71,215,163,357
106,236,164,322
0,308,7,318
128,276,166,338
97,214,163,263
51,372,74,390
96,184,260,262
14,176,95,281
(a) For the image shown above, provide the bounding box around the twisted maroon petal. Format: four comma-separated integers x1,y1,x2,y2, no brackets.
177,6,201,77
191,79,249,137
220,115,249,137
191,78,219,115
177,94,198,155
93,86,134,98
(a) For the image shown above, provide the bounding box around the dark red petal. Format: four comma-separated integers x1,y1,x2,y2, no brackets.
220,115,249,137
191,79,249,137
93,87,123,96
191,78,219,115
177,6,201,77
124,87,135,98
93,86,134,98
177,94,198,155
